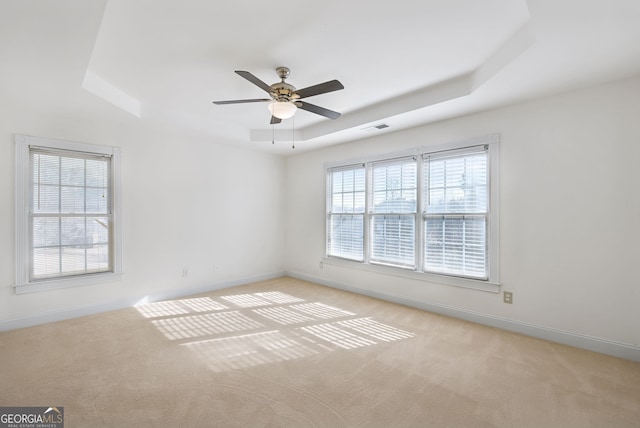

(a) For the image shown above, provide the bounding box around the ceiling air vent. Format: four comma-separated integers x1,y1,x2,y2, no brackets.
361,123,390,131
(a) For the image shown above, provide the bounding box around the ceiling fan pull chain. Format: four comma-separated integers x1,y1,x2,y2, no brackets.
272,122,275,144
292,115,295,149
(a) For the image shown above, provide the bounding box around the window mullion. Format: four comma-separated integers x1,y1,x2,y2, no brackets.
83,159,88,271
363,163,371,264
57,156,62,276
416,156,424,272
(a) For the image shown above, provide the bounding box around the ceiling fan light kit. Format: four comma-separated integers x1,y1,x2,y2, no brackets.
268,100,297,119
213,66,344,124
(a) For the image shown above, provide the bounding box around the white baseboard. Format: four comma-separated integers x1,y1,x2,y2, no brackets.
5,269,638,362
0,271,285,332
286,270,640,362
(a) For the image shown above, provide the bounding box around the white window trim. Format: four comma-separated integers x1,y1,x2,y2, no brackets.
14,135,123,294
368,155,418,269
324,133,500,293
325,163,366,262
322,256,500,292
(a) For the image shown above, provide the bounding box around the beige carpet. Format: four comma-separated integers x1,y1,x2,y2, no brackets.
1,277,639,427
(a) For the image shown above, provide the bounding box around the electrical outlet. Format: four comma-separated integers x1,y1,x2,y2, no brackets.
319,260,324,269
503,291,513,304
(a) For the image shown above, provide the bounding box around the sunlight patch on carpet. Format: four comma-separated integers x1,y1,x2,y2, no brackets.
337,318,415,342
290,302,356,319
221,294,275,308
135,297,227,318
151,311,264,340
252,306,316,325
255,291,305,304
182,331,319,372
300,323,377,349
139,290,416,373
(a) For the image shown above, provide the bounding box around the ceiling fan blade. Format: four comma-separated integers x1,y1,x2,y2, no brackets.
212,98,270,105
297,101,341,119
235,70,273,93
270,116,282,125
295,80,344,99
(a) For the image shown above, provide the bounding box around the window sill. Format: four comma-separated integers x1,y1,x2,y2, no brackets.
14,272,122,294
322,257,500,293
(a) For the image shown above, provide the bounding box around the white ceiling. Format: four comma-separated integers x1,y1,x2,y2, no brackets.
2,0,640,155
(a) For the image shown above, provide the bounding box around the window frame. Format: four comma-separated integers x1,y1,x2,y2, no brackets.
422,145,490,280
15,134,123,294
324,134,500,293
326,163,366,262
368,156,418,270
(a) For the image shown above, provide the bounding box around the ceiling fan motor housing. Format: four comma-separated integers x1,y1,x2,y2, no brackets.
270,82,298,102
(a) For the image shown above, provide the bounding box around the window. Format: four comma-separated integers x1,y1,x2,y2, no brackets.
15,135,122,293
423,147,488,279
325,134,499,289
327,165,365,261
369,158,417,268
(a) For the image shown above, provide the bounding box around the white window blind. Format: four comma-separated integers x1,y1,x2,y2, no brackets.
30,147,113,280
369,157,417,268
327,165,365,261
423,146,488,279
325,135,498,289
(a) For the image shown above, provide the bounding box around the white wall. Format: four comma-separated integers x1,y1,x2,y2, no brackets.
0,103,286,327
2,72,638,359
284,75,640,357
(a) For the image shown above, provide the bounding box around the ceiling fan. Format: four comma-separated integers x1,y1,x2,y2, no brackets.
213,67,344,124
